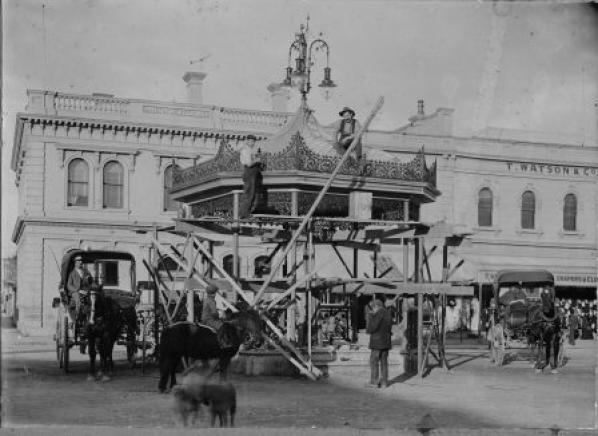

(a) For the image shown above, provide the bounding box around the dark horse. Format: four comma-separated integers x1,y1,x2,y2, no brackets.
527,293,561,372
80,285,137,381
158,305,262,392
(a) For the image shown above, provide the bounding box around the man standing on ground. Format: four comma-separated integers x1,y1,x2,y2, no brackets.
239,134,263,218
366,296,393,388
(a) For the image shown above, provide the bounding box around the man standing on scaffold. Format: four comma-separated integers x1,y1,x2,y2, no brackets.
239,134,263,218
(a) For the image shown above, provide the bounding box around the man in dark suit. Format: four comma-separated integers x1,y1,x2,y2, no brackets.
366,296,393,388
65,255,92,321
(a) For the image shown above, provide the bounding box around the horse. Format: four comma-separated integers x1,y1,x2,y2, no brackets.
527,296,561,373
80,285,137,381
158,305,262,393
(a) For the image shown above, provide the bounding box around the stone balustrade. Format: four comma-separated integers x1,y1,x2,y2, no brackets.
54,93,129,114
26,89,292,132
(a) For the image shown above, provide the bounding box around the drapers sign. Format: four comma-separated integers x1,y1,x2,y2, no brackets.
478,271,597,287
554,274,598,286
506,161,598,178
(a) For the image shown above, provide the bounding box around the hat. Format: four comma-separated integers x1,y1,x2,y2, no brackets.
205,283,218,294
338,106,355,117
246,134,257,141
371,299,384,309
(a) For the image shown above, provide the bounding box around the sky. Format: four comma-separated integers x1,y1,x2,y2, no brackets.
2,0,598,257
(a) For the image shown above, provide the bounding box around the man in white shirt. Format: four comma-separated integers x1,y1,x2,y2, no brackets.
239,134,263,218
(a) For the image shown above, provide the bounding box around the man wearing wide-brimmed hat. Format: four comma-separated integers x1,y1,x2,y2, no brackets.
332,106,363,159
239,134,264,218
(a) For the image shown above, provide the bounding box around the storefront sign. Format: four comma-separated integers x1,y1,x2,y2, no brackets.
478,271,597,287
554,274,598,286
505,161,598,178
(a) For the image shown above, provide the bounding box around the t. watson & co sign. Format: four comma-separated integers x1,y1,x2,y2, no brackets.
506,161,598,178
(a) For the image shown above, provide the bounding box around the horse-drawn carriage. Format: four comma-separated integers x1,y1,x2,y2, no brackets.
489,269,564,369
52,250,140,375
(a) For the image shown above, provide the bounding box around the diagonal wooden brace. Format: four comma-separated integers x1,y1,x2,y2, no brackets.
190,235,321,378
252,97,385,306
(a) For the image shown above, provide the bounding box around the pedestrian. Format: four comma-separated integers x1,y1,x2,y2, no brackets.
332,107,363,159
365,296,393,389
239,134,264,218
568,307,579,346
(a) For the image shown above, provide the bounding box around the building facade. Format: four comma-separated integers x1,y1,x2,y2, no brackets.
10,74,597,335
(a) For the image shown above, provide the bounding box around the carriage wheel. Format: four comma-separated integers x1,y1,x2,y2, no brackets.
557,333,566,367
140,320,146,374
55,317,63,368
492,324,506,367
62,316,70,373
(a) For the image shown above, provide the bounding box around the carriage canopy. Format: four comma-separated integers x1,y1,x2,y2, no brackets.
496,270,554,287
59,250,136,296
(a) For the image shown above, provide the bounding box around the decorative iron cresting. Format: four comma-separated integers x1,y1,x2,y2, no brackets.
173,135,437,191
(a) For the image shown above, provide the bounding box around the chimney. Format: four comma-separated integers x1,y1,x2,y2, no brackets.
183,71,207,104
417,99,425,116
267,83,290,112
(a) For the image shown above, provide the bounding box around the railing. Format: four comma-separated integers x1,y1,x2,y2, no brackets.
54,94,129,114
26,89,292,131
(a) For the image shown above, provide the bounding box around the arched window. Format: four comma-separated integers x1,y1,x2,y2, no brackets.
67,158,89,206
222,254,240,277
563,193,577,231
521,191,535,229
477,188,493,227
163,165,180,211
103,161,124,208
254,255,271,278
157,257,178,276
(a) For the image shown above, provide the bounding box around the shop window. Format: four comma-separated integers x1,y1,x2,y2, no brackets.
521,191,535,229
477,188,493,227
163,165,180,211
67,158,89,206
103,161,124,208
254,255,271,278
563,193,577,231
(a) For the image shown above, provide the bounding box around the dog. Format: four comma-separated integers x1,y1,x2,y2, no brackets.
172,363,236,427
199,381,237,427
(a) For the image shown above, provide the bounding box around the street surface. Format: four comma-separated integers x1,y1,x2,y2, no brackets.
1,316,596,434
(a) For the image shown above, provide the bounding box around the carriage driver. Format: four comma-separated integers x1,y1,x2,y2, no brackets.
65,255,93,324
201,283,232,348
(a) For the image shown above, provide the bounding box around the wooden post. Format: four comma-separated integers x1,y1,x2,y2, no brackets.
416,238,424,377
352,246,359,342
187,289,194,322
252,97,385,306
287,226,298,341
373,245,378,278
441,244,448,368
233,191,240,281
402,200,409,222
306,223,313,365
208,241,214,279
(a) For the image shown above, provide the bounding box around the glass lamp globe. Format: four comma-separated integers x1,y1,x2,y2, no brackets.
319,85,336,101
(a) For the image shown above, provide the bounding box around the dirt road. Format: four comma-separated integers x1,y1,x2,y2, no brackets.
2,318,596,432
